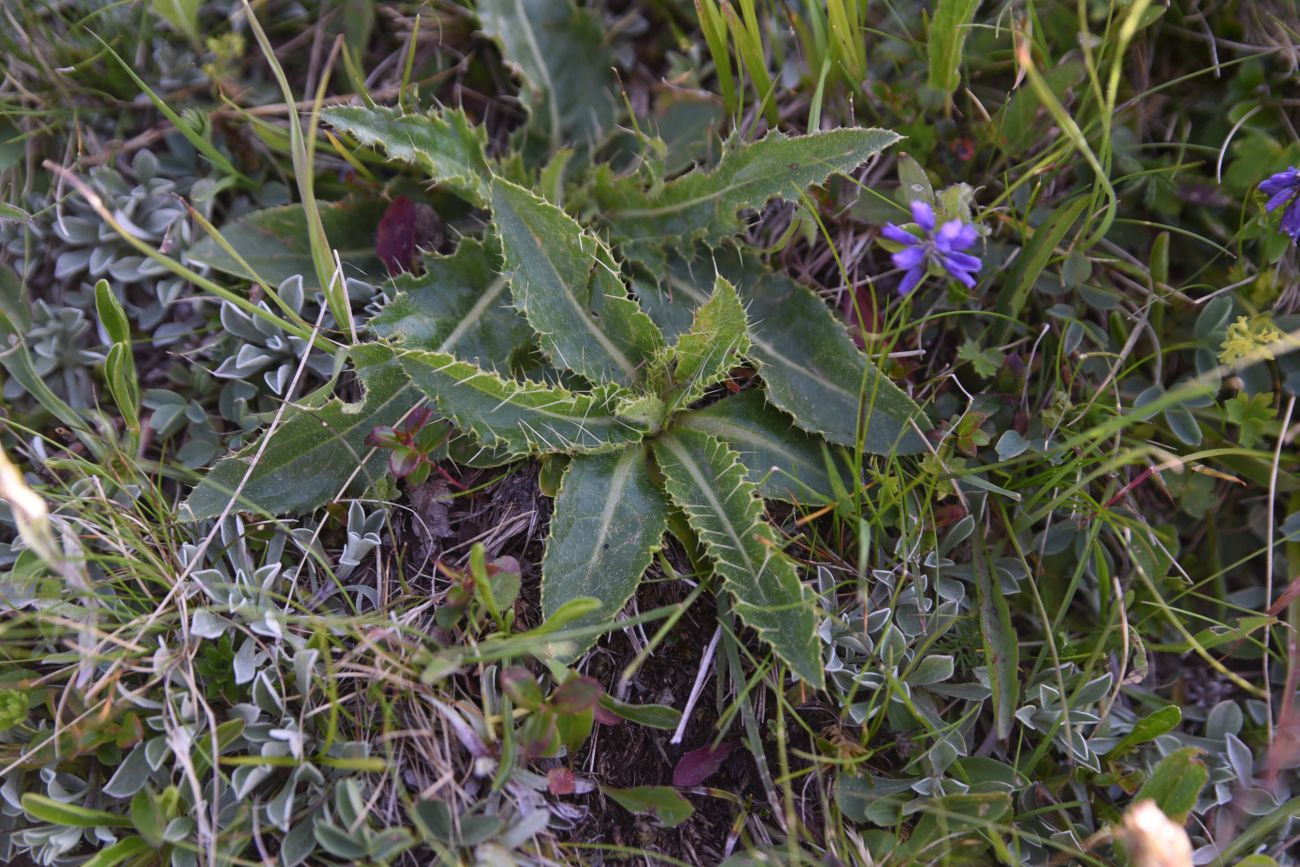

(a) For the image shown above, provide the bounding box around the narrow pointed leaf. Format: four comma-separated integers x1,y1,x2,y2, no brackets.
477,0,617,152
368,238,532,370
677,390,851,504
542,446,668,653
184,344,413,519
652,429,822,686
599,127,900,254
973,538,1018,741
666,275,749,413
322,106,490,205
665,252,930,452
928,0,982,99
492,178,663,386
398,348,648,456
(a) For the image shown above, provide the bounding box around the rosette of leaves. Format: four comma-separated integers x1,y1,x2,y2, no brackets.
0,300,103,408
47,148,204,330
189,105,933,684
210,274,343,396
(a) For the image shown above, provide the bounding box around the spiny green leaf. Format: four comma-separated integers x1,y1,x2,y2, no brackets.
652,429,822,686
321,106,490,205
187,199,388,287
492,178,663,387
398,347,649,456
598,126,900,258
184,344,413,519
928,0,982,99
368,238,533,370
477,0,618,152
665,251,929,452
630,272,696,341
665,276,749,414
677,390,851,504
542,446,668,655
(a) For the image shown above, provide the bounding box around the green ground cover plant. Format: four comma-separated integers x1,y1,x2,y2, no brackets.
2,0,1300,865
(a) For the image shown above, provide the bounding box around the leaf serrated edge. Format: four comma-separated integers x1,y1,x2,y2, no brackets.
397,347,645,456
491,177,663,386
604,127,902,251
539,446,665,652
653,429,823,686
322,106,490,204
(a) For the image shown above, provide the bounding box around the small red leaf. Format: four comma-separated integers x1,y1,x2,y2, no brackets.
547,767,576,796
549,676,604,715
593,704,621,726
672,741,739,788
376,196,443,275
397,406,436,435
500,667,544,710
389,447,423,478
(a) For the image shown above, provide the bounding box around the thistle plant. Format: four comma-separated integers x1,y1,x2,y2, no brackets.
188,106,933,685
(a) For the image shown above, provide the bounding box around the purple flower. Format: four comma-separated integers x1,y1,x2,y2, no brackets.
882,201,982,295
1260,167,1300,241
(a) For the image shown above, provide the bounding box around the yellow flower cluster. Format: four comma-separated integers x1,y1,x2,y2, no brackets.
1218,315,1283,364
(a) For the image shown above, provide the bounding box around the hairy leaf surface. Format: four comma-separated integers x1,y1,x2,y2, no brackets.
184,344,411,519
477,0,617,152
666,252,930,453
630,273,695,341
652,429,822,686
322,106,490,205
398,348,648,456
542,446,668,651
368,238,532,370
187,200,387,286
666,276,749,414
492,179,663,387
599,127,899,256
928,0,982,99
677,390,851,504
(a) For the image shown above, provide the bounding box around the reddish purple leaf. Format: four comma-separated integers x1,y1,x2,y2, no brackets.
396,406,436,436
365,425,397,448
500,666,544,710
376,196,443,275
388,446,423,478
593,704,621,726
547,767,576,796
672,741,739,788
549,676,604,715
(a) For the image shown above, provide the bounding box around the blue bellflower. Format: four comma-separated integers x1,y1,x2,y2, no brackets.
1260,166,1300,241
882,201,981,295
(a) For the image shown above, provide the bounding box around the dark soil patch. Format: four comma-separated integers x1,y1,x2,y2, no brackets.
566,579,769,866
